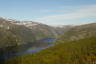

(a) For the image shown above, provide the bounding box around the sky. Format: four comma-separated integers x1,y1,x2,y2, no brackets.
0,0,96,26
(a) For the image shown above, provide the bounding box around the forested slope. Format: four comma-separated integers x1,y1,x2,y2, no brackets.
4,37,96,64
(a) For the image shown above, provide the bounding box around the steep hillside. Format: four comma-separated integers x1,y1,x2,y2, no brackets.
56,23,96,43
4,37,96,64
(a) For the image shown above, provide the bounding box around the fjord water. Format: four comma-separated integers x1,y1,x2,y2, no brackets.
17,38,56,55
0,38,56,61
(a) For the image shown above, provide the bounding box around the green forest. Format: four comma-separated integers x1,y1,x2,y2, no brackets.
4,36,96,64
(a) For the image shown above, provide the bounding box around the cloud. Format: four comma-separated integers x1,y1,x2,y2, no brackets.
34,5,96,25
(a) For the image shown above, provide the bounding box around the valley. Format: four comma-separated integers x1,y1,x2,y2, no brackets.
0,0,96,64
0,17,96,64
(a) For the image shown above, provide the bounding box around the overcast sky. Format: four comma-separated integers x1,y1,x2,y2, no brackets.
0,0,96,26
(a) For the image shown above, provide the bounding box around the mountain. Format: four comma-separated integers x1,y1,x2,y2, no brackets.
0,17,64,47
56,23,96,43
4,37,96,64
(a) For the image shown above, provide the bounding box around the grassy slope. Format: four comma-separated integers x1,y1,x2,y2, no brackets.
4,37,96,64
